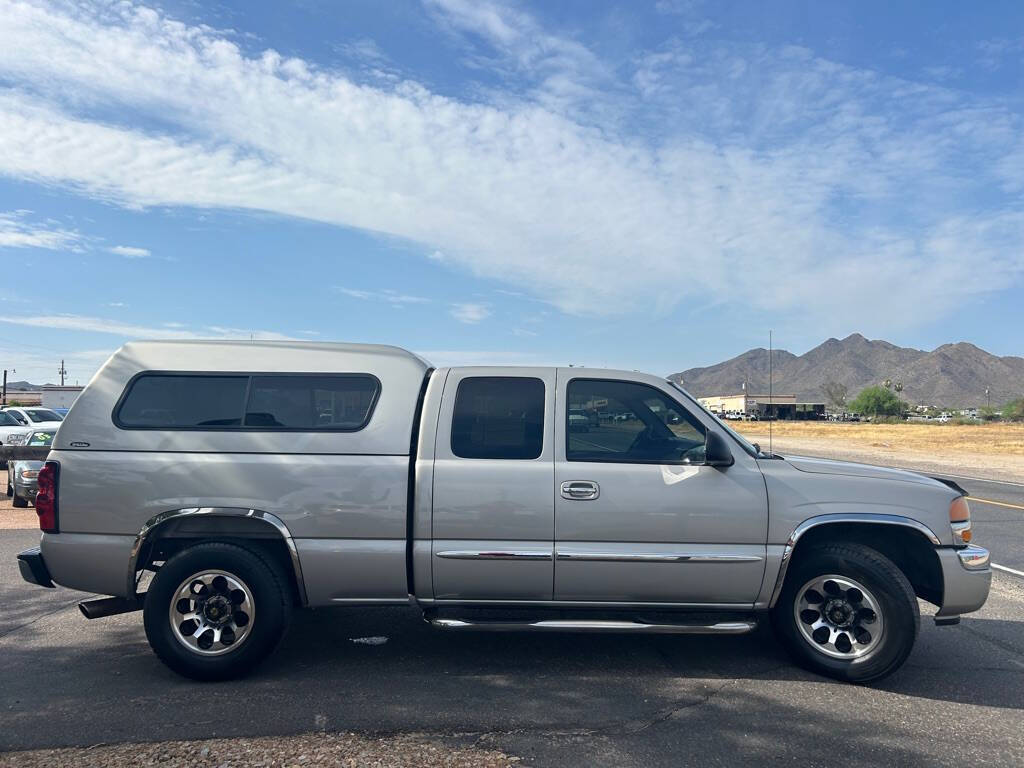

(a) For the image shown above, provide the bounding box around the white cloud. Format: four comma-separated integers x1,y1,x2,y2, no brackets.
336,287,430,304
0,344,115,386
0,210,81,250
450,302,491,323
334,38,389,65
0,1,1020,336
108,244,151,258
0,313,298,341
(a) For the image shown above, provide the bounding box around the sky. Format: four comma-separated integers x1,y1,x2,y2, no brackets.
0,0,1022,385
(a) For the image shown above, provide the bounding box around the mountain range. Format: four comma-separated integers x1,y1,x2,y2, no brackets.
2,380,58,390
669,334,1024,408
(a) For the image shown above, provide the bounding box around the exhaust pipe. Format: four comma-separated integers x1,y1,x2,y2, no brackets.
78,595,143,620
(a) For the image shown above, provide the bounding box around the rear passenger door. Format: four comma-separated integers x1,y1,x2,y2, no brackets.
431,369,555,601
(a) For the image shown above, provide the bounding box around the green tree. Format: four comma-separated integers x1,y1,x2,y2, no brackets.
849,386,904,419
1002,398,1024,422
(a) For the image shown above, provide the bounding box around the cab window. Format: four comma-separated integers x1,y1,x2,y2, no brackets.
451,377,545,460
566,379,706,464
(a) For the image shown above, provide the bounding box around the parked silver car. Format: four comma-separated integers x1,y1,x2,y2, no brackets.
7,429,56,507
16,341,990,682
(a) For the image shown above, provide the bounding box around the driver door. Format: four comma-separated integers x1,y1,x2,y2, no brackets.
553,371,767,605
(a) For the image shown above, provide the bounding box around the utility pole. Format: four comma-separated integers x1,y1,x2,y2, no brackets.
2,369,6,407
58,359,67,386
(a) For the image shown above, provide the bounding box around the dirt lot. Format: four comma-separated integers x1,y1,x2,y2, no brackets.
729,421,1024,482
0,732,517,768
0,470,39,530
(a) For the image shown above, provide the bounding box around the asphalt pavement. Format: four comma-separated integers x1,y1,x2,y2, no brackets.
933,474,1024,571
3,519,1024,766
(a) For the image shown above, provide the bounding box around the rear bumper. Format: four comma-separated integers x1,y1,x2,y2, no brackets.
39,532,136,597
17,547,55,588
936,545,991,617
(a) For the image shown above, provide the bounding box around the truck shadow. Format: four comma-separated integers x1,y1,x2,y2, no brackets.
1,602,1022,755
269,606,1024,712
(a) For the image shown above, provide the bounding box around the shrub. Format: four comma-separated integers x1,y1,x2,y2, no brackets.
1002,398,1024,422
849,386,904,419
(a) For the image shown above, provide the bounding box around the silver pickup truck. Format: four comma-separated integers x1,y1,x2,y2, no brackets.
17,341,991,682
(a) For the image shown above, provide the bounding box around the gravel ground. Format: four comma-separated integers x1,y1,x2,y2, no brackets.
0,732,518,767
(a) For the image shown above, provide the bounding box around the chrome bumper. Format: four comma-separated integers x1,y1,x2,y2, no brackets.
935,545,991,618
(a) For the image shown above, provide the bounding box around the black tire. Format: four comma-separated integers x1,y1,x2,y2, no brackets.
12,493,28,508
143,542,292,681
772,542,919,683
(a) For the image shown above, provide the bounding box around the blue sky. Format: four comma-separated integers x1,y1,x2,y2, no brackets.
1,0,1022,385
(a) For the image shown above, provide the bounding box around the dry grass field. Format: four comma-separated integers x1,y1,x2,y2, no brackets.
730,421,1024,481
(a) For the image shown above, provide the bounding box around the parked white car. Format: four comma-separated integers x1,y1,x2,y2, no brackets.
0,409,36,451
2,406,64,430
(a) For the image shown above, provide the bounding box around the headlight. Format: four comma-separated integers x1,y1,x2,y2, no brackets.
19,468,39,479
949,496,971,544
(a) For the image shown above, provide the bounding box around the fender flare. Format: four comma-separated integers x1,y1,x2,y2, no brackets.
127,507,308,605
768,513,942,608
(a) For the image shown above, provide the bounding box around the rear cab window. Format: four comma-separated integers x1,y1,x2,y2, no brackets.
114,373,380,431
450,376,545,459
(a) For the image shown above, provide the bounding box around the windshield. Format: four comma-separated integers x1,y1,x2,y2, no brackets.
668,382,762,458
0,411,20,426
25,409,62,423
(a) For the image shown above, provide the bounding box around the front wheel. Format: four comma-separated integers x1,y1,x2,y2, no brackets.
12,493,28,508
772,543,919,683
143,542,291,680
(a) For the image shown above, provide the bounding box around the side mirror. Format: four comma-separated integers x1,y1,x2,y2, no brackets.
704,431,734,468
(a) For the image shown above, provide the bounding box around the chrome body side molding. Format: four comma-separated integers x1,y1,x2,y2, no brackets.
127,507,308,605
555,551,763,563
768,513,942,608
435,550,553,561
428,617,757,634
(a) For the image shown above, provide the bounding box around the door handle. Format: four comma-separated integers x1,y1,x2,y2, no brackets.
561,480,600,500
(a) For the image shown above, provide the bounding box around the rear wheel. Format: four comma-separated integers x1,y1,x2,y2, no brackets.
143,542,291,680
772,543,919,683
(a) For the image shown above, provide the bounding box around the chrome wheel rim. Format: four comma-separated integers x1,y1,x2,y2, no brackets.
794,574,884,661
169,570,255,656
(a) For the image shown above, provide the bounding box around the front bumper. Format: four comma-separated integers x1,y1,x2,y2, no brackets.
14,480,38,501
17,547,55,588
935,544,991,617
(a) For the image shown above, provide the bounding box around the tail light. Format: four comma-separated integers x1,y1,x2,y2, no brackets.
35,461,59,533
949,496,971,545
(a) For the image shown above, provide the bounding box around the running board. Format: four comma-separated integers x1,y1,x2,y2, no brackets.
427,617,757,634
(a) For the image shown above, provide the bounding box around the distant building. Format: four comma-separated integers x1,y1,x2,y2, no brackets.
41,385,84,409
698,393,825,420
